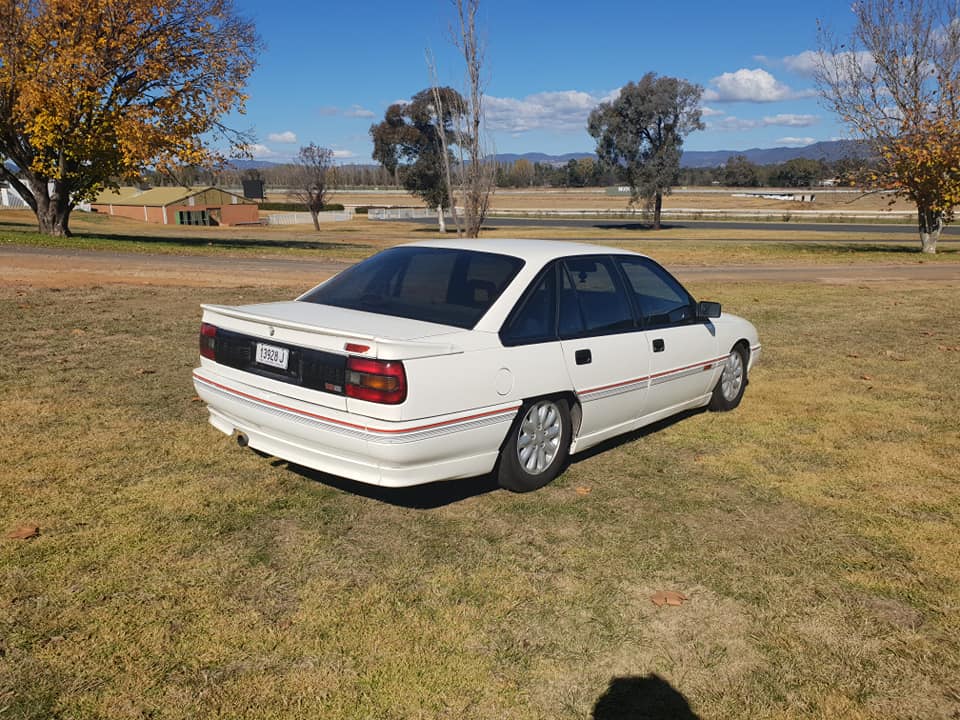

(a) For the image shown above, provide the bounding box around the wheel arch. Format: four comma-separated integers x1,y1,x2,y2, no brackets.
496,390,581,455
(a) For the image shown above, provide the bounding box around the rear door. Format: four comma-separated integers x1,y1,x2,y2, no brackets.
557,256,651,440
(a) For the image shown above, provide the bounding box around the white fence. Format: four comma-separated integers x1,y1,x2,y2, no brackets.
0,185,29,209
264,209,354,225
368,207,438,220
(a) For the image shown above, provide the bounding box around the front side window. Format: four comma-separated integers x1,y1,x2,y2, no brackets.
617,257,695,328
300,247,524,329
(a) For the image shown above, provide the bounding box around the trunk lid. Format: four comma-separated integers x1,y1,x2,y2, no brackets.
198,301,466,415
202,301,464,360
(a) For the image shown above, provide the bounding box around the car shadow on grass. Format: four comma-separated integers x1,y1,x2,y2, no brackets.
285,463,501,509
569,407,706,466
592,674,701,720
284,409,708,508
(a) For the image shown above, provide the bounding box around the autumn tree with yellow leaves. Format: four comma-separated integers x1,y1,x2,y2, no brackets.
816,0,960,253
0,0,259,236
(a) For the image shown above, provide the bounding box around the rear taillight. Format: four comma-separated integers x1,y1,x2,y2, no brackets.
345,357,406,404
199,323,217,360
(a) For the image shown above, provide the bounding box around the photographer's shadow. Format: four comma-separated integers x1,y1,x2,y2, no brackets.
593,674,700,720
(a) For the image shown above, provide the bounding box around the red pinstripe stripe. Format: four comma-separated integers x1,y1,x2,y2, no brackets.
193,372,519,435
579,354,729,396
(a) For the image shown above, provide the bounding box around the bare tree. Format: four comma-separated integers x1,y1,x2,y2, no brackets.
815,0,960,253
451,0,495,238
292,144,335,231
427,51,460,235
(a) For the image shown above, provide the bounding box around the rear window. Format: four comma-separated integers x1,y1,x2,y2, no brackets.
299,247,525,329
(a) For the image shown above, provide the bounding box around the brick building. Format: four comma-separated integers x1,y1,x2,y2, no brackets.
91,186,259,226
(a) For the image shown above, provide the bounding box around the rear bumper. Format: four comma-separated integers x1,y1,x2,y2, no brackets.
193,369,518,487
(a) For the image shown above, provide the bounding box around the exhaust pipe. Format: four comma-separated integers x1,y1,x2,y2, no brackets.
236,432,249,448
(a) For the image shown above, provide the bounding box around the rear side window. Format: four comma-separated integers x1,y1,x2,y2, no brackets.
617,257,695,328
500,266,557,345
300,247,524,329
562,256,635,335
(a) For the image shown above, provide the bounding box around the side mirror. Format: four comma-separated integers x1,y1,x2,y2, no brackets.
697,301,721,320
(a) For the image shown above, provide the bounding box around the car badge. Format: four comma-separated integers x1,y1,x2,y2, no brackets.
268,326,275,337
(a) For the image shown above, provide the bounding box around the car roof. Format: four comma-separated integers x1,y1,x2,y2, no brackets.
399,238,647,264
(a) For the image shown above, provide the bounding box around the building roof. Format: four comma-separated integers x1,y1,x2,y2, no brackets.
93,186,250,207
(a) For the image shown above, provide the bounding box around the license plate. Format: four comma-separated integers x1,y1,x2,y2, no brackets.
255,342,289,370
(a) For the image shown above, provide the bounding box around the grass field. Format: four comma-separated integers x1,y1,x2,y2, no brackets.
2,256,959,717
3,209,958,271
333,187,921,214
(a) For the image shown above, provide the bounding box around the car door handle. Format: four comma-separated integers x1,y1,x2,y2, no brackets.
575,349,592,365
653,338,665,352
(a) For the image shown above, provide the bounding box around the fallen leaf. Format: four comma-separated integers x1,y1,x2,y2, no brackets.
846,353,861,359
938,345,960,352
921,331,935,337
17,304,30,309
71,328,85,335
651,590,689,607
137,368,157,375
7,524,40,540
190,395,201,402
860,375,873,381
575,486,592,496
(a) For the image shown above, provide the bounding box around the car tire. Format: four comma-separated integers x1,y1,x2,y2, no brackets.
497,397,572,493
709,344,748,412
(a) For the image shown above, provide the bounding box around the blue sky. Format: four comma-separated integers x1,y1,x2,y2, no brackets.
230,0,856,163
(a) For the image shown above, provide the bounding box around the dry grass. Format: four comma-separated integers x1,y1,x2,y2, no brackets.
330,188,918,213
3,209,958,272
2,272,959,719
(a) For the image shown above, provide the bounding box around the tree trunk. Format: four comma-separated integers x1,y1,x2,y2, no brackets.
652,192,663,230
918,206,941,254
310,209,320,231
32,179,73,237
437,205,446,233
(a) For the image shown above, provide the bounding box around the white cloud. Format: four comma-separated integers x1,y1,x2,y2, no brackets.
318,105,375,119
776,136,816,146
267,131,297,143
709,116,759,131
762,113,819,127
247,143,280,159
700,106,725,117
485,90,610,133
705,68,814,102
344,105,375,119
782,50,820,76
707,113,820,132
782,49,876,77
332,149,356,159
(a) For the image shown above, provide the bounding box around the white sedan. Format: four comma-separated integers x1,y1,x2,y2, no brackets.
193,239,760,492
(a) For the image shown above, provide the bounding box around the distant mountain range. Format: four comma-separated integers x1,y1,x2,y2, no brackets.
493,140,869,169
222,139,870,171
680,140,869,168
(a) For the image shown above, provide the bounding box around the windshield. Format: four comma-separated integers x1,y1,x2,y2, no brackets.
299,246,525,329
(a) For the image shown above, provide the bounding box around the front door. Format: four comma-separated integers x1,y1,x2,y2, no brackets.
615,256,719,416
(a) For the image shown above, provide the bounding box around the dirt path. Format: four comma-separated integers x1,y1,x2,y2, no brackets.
3,245,959,289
